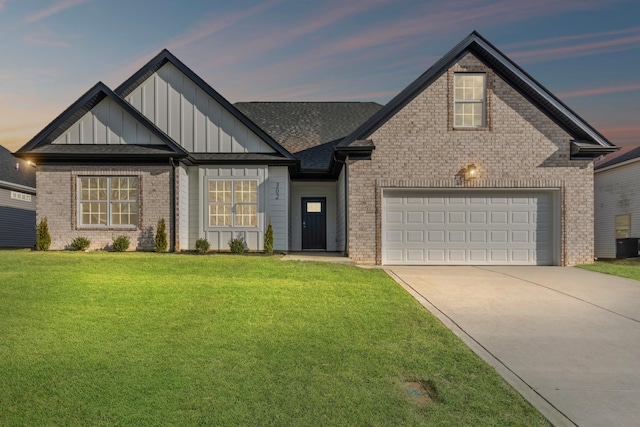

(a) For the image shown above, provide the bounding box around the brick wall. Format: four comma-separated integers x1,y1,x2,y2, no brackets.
347,53,594,266
36,165,172,251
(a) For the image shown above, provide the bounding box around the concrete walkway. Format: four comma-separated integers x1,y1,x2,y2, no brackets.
386,266,640,427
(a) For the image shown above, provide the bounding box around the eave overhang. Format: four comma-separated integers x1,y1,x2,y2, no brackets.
571,140,619,160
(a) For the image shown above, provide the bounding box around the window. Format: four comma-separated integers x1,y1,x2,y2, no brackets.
208,180,257,227
79,177,138,227
454,73,486,128
616,214,631,238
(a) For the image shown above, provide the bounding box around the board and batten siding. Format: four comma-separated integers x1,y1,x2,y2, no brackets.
266,166,289,251
177,165,190,251
191,166,267,251
594,161,640,258
290,181,338,252
52,98,163,145
0,187,36,247
126,63,276,154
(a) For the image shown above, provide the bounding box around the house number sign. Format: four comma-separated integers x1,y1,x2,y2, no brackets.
275,182,280,200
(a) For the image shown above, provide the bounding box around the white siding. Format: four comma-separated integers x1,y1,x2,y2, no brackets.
266,166,289,251
190,166,267,251
290,181,339,251
52,98,162,145
594,161,640,258
178,165,190,251
126,63,276,154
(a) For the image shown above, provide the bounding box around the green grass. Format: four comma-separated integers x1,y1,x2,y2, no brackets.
578,257,640,280
0,250,548,426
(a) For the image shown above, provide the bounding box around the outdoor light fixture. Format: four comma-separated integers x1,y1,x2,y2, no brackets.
464,164,478,181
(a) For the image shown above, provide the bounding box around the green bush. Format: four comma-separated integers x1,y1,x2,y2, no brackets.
228,238,246,254
155,218,168,252
112,235,130,252
70,236,90,251
195,238,210,254
36,218,51,251
264,218,274,255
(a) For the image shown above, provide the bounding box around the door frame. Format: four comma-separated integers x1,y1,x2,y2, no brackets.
301,197,327,250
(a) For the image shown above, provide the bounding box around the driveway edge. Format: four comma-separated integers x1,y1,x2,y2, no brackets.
385,268,576,427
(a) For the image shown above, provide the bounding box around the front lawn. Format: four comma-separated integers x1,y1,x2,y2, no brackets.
578,257,640,281
0,250,548,426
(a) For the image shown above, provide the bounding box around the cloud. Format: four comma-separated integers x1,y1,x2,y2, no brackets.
502,26,640,50
510,34,640,63
23,27,78,47
166,0,281,51
598,126,640,146
24,0,89,23
0,0,8,12
558,83,640,99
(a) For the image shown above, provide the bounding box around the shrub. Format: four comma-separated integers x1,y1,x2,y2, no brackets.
70,236,90,251
155,218,168,252
264,218,274,255
195,238,210,254
112,235,130,252
229,238,246,254
36,218,51,251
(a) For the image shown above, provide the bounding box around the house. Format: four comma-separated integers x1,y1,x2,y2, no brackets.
594,144,640,258
15,31,615,265
0,145,36,247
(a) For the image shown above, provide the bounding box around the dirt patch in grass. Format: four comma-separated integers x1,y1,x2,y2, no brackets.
402,380,439,406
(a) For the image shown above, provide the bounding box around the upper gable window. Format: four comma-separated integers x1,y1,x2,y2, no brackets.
454,73,486,128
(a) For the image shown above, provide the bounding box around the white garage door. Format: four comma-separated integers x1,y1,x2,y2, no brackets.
382,190,556,265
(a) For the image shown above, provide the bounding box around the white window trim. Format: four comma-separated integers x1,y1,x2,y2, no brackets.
207,179,259,228
453,72,486,128
77,176,139,228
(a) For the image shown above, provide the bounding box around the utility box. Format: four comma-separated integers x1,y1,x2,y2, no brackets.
616,238,640,259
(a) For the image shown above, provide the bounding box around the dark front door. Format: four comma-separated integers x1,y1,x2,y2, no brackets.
302,197,326,250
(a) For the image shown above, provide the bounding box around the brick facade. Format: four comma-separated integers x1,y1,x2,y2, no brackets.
36,165,172,251
347,53,594,266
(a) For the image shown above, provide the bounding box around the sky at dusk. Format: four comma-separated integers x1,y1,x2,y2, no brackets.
1,0,639,152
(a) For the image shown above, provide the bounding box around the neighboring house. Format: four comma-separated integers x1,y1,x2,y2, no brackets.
15,31,615,265
0,145,36,247
594,144,640,258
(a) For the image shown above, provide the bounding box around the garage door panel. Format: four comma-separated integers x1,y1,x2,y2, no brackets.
406,211,424,224
448,230,466,243
383,190,556,265
449,211,466,223
427,211,445,223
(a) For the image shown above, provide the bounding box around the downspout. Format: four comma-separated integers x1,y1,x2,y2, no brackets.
169,157,177,252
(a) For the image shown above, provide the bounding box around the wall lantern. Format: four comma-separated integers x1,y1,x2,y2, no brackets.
464,164,478,181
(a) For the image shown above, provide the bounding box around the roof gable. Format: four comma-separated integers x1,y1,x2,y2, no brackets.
339,31,617,158
115,50,295,160
16,82,187,160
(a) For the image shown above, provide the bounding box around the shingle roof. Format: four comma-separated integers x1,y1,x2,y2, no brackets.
594,144,640,171
235,102,382,169
0,145,35,190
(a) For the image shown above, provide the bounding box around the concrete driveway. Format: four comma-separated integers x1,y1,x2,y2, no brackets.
386,266,640,427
